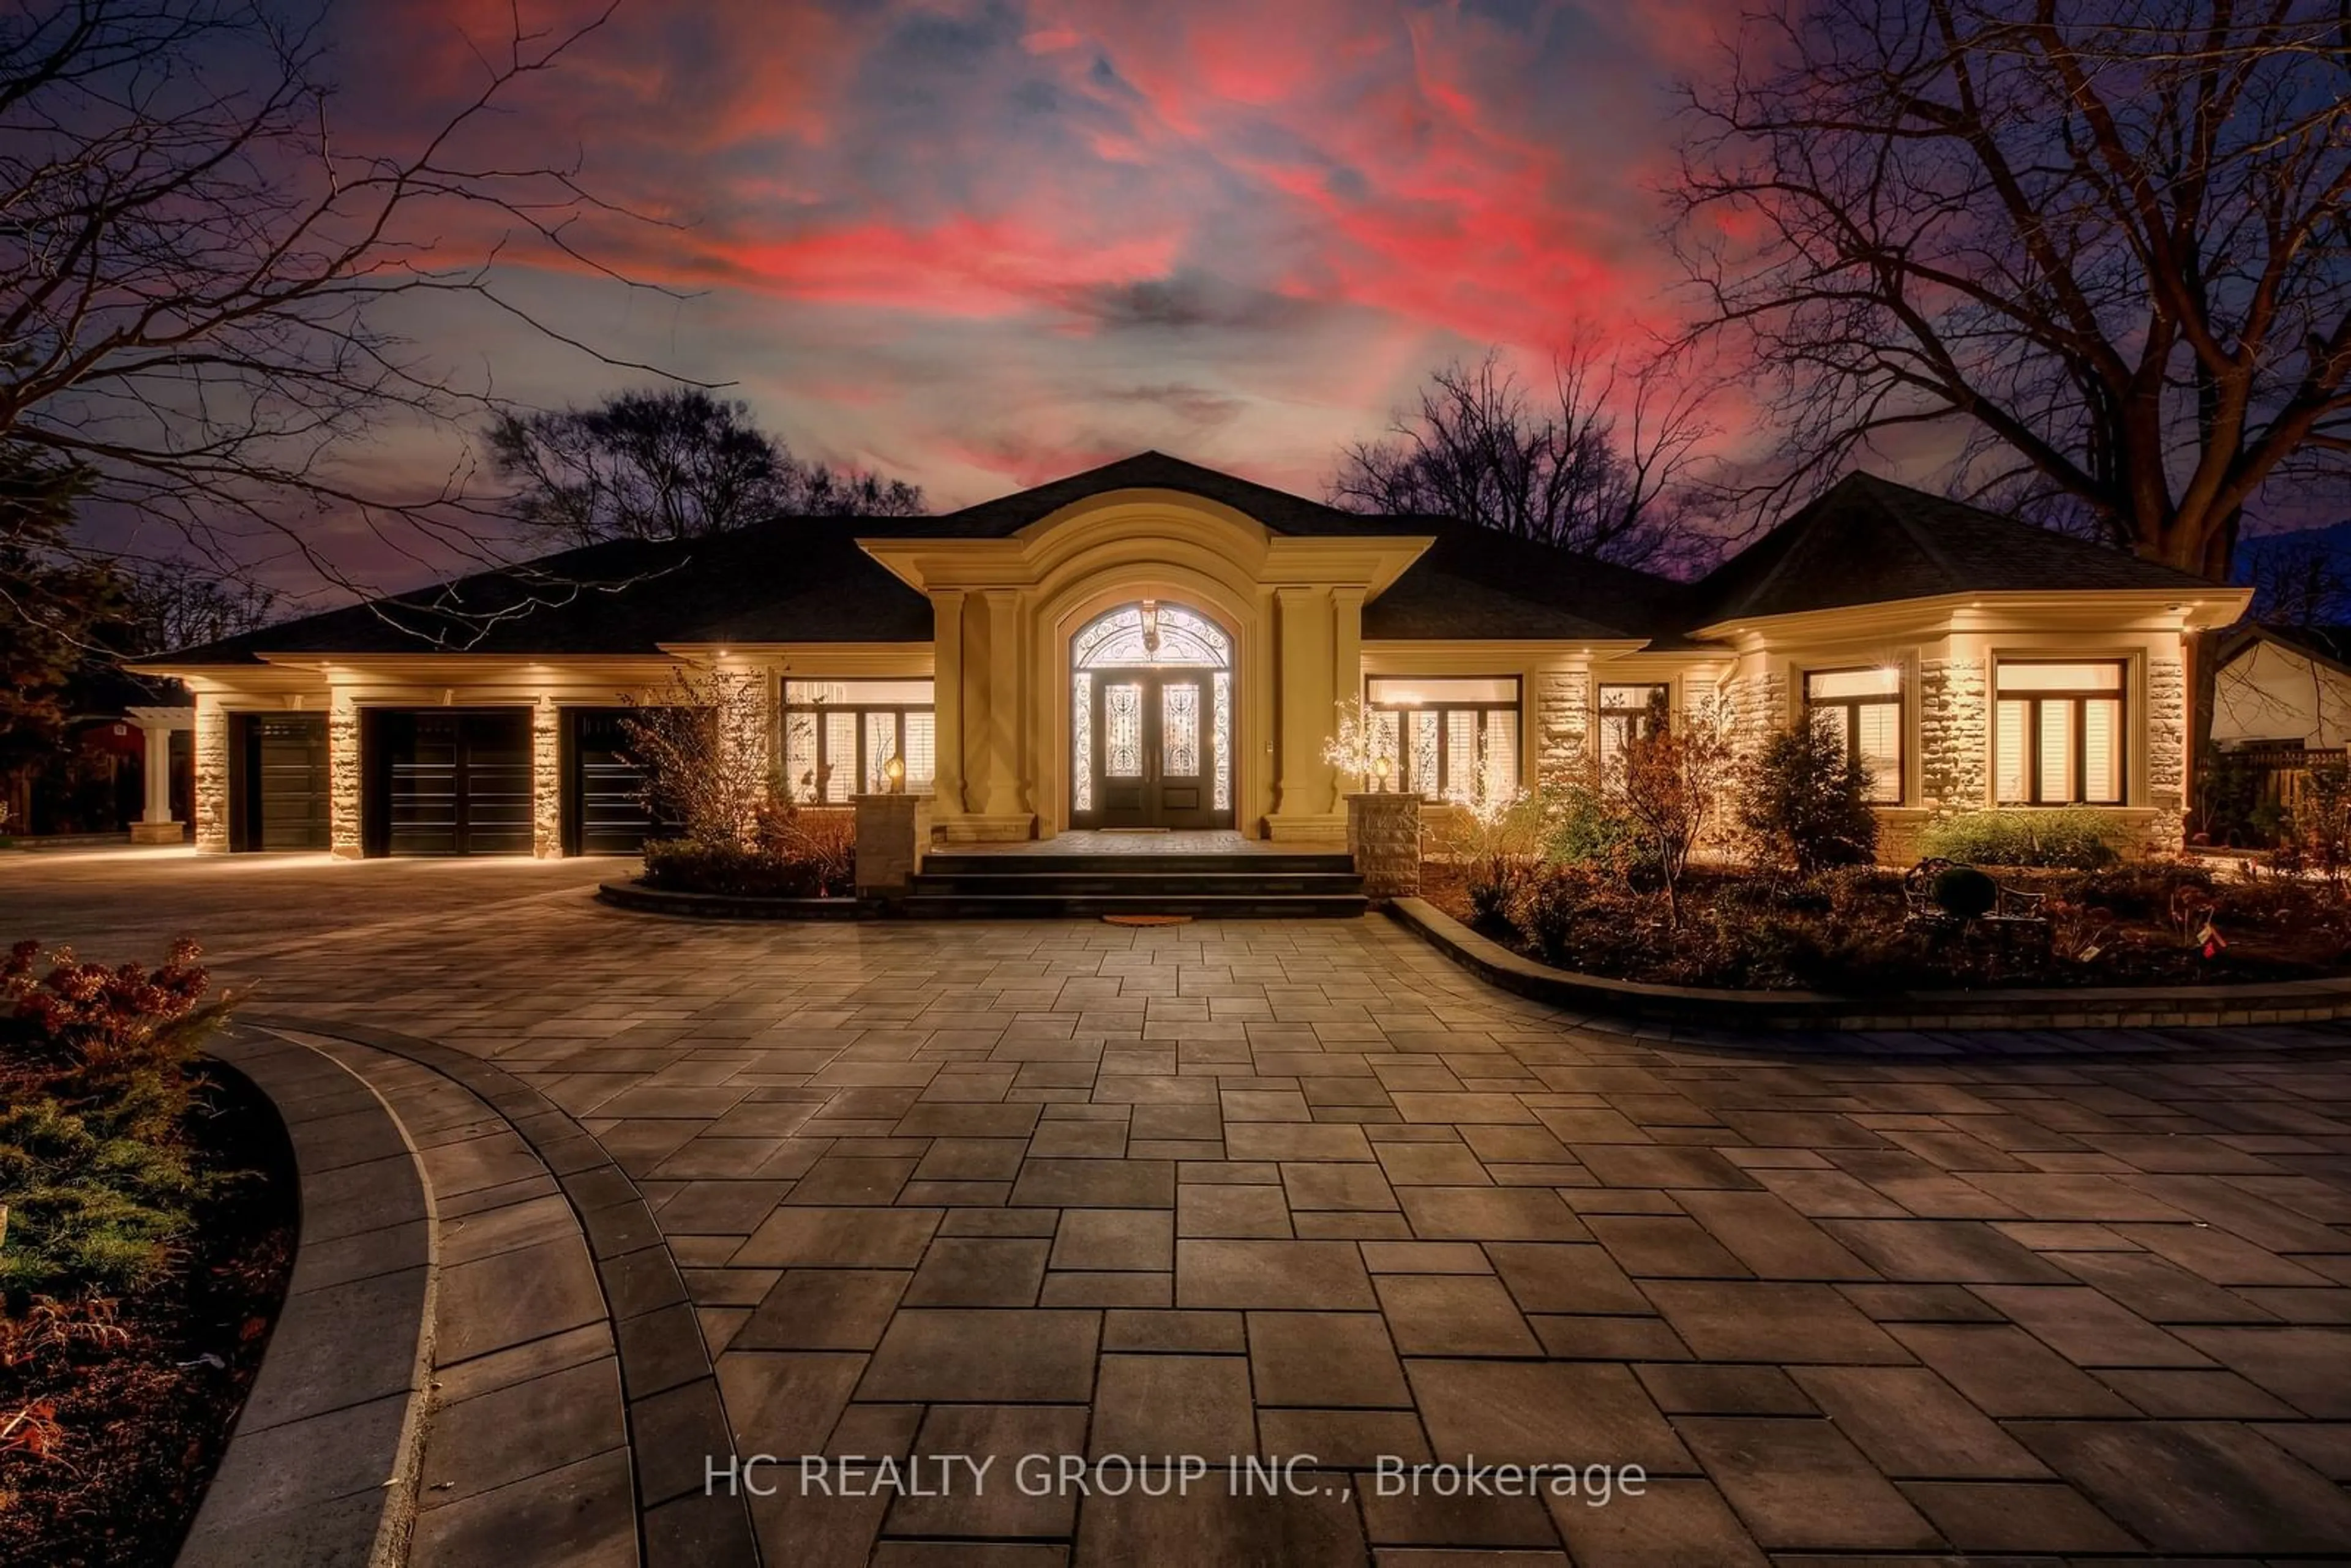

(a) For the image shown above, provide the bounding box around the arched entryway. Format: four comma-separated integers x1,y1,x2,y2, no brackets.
1069,601,1235,829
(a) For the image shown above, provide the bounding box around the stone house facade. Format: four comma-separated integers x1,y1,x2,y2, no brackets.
135,454,2245,861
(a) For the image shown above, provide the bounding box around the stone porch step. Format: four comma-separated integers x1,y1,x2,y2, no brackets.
896,890,1369,919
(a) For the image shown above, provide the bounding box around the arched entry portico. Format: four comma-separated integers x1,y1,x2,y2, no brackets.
1068,601,1235,830
855,488,1432,843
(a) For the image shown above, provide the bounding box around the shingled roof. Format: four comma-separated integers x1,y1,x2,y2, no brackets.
154,518,939,662
148,459,2213,667
1686,472,2212,628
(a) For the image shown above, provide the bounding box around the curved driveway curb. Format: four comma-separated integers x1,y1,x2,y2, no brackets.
1390,896,2351,1035
244,1013,760,1568
179,1027,436,1568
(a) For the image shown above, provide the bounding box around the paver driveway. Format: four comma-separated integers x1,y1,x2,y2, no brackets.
11,849,2351,1565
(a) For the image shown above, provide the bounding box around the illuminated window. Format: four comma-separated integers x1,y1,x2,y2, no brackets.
1596,683,1671,768
1365,677,1521,803
783,679,935,801
1993,661,2124,805
1803,667,1903,805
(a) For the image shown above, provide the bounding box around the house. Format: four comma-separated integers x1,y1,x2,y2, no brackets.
2211,624,2351,752
131,453,2247,861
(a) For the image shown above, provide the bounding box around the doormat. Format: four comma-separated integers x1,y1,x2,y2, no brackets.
1102,914,1193,926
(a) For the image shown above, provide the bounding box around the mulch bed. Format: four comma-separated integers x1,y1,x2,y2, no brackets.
0,1065,296,1568
1423,860,2351,993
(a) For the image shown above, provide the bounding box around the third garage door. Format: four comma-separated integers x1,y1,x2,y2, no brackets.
370,709,533,856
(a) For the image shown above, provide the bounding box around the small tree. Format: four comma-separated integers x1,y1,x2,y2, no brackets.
1610,704,1735,925
1740,722,1880,873
1320,697,1385,791
618,667,773,850
2292,761,2351,885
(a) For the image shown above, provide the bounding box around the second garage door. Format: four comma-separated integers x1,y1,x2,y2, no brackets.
369,709,533,856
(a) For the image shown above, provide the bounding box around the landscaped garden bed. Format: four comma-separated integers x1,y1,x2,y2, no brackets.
0,941,294,1567
1412,708,2351,997
1423,858,2351,993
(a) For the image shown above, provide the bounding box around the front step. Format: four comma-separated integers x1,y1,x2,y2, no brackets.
904,850,1367,918
899,892,1369,920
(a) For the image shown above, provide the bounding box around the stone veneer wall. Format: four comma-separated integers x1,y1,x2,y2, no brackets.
1719,670,1785,762
533,700,562,858
1919,655,1988,809
193,699,231,853
1533,672,1589,781
329,694,363,858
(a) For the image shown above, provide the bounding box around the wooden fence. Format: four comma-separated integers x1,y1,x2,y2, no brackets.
2229,743,2347,819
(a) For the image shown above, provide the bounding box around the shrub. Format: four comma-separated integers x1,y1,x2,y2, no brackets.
0,939,227,1302
1609,703,1737,925
618,665,778,849
756,804,857,896
2289,761,2351,882
1918,808,2121,869
1539,776,1638,869
1433,786,1547,928
1933,865,2000,920
1509,872,1583,965
1739,723,1880,872
642,837,852,898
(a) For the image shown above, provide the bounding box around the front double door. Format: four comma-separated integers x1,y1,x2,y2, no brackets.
1082,668,1224,829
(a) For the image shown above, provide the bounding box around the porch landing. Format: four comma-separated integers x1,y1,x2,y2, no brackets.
908,831,1367,917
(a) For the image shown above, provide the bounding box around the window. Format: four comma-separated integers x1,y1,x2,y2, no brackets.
1994,661,2124,805
1596,683,1671,768
1365,677,1521,803
1804,667,1903,805
784,679,936,803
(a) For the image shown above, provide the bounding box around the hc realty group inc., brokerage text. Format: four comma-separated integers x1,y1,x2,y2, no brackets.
707,1452,1651,1505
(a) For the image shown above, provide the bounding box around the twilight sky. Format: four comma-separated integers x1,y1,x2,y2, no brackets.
333,0,1745,530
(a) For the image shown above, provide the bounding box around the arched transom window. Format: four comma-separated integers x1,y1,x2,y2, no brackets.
1071,601,1230,669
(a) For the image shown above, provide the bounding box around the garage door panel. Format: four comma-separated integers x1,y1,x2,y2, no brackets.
379,710,532,857
568,708,656,855
249,715,329,850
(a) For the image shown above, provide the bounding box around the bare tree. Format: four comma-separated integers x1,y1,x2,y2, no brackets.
0,0,674,629
1609,700,1736,926
489,388,926,546
1672,0,2351,577
1327,340,1714,570
2245,530,2350,626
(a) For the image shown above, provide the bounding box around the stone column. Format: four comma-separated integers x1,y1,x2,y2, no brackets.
1346,791,1421,901
532,698,563,858
328,691,364,859
1270,586,1341,838
130,720,184,842
193,698,233,854
855,792,931,899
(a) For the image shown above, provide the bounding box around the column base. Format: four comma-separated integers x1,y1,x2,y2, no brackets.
1264,814,1348,845
936,813,1037,844
129,821,186,844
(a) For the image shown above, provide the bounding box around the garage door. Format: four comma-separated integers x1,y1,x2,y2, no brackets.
238,714,329,850
373,710,533,856
564,708,657,855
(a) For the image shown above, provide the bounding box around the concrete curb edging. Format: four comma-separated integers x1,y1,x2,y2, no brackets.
597,878,874,920
178,1027,437,1568
1389,895,2351,1033
242,1012,762,1568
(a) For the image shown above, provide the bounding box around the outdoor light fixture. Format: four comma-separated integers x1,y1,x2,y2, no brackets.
1373,754,1393,792
884,754,906,793
1140,599,1161,656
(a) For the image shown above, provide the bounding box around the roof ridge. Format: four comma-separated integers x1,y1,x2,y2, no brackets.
1856,473,1967,585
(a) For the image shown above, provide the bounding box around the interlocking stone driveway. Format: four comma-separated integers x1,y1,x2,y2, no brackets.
12,849,2351,1565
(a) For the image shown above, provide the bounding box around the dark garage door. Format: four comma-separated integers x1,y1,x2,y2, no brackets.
236,714,329,851
564,708,657,855
370,709,533,856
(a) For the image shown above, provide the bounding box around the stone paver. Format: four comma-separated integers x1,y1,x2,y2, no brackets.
11,848,2351,1564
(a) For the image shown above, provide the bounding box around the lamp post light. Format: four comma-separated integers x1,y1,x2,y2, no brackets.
884,754,906,795
1371,755,1393,794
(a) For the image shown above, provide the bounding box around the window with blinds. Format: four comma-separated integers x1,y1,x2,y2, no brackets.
1802,667,1903,805
1365,676,1521,803
783,679,937,802
1993,661,2124,805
